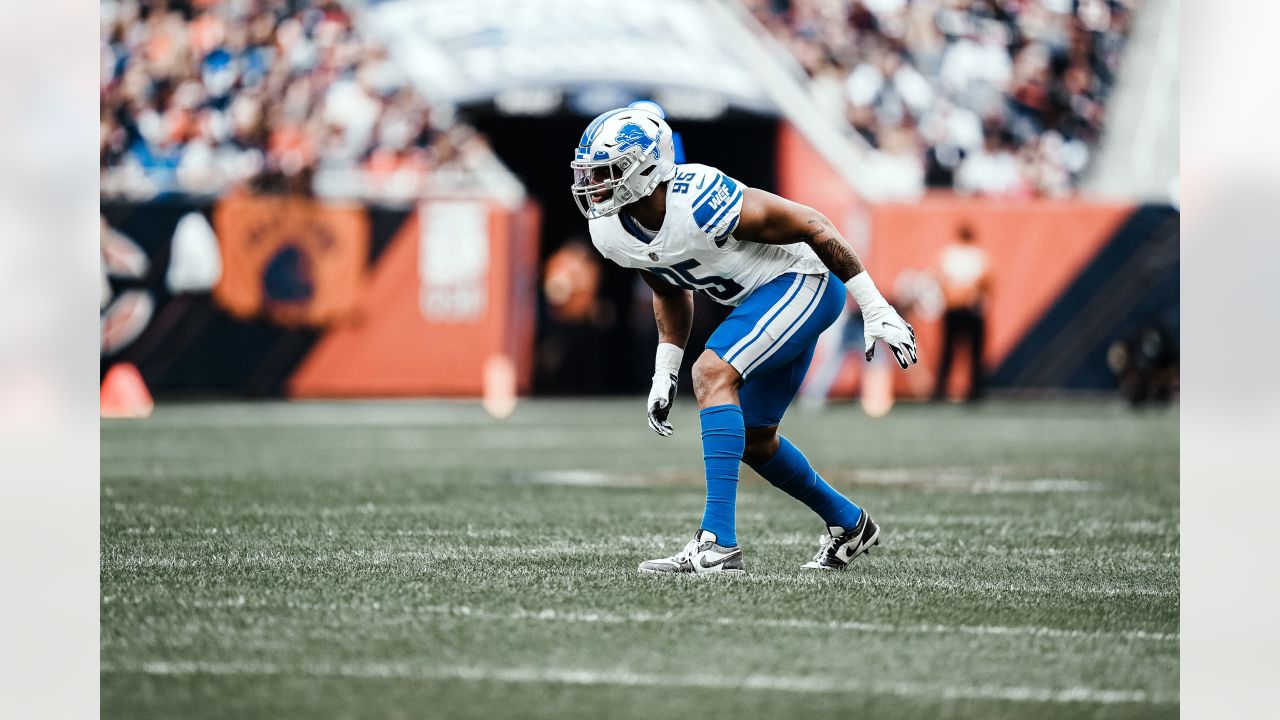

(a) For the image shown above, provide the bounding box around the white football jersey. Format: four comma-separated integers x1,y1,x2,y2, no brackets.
587,163,828,306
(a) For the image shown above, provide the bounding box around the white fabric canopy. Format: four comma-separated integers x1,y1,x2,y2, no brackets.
351,0,772,117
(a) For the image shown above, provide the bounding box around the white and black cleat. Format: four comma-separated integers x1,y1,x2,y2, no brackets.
638,529,745,575
801,512,880,570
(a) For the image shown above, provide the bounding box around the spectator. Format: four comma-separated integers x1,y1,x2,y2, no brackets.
537,241,608,393
759,0,1136,195
955,121,1029,197
932,222,992,402
100,0,452,199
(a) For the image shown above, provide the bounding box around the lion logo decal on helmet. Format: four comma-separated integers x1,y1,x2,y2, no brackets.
614,122,660,158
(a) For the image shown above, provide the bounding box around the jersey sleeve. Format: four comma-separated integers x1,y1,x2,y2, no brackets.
687,171,746,247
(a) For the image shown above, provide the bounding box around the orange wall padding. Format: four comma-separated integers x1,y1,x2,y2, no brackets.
213,195,370,327
870,195,1131,368
288,199,539,398
775,123,1132,398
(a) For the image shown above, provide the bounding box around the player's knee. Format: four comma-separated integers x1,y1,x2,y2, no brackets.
691,352,738,401
742,428,780,467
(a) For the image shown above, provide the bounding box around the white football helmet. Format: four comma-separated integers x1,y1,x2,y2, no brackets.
571,107,676,219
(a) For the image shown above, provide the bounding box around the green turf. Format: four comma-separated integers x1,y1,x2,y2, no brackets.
101,399,1178,719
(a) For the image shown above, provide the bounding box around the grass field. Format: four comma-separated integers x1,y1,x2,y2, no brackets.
101,399,1179,719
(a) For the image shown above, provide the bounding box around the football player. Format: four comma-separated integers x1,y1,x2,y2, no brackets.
570,106,917,574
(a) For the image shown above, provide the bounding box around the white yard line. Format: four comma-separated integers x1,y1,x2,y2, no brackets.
824,575,1177,599
102,596,1177,643
101,659,1175,705
420,605,1179,643
511,468,1107,493
102,541,1177,596
628,510,1177,535
513,470,641,487
841,514,1178,536
104,401,494,428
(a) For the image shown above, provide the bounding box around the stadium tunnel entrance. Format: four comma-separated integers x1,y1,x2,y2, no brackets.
469,112,780,396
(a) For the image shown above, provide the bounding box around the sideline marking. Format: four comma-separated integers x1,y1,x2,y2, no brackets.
102,660,1176,705
102,596,1177,643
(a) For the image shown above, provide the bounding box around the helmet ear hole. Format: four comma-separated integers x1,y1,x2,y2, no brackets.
639,166,656,177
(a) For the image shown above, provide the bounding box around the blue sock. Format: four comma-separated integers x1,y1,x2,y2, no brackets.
698,404,745,547
749,436,862,529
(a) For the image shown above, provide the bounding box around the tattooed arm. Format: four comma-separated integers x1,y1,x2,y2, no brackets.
733,188,918,369
732,188,864,281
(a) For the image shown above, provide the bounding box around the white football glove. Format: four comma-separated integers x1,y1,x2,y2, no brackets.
647,343,684,437
845,273,918,370
861,303,918,369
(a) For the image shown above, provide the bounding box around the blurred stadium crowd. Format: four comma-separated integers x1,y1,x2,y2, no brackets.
101,0,1134,201
748,0,1133,197
99,0,474,199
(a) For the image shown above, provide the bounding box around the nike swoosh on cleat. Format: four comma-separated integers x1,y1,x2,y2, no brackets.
697,551,741,569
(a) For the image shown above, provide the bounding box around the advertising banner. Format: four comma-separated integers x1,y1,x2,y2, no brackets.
212,195,370,328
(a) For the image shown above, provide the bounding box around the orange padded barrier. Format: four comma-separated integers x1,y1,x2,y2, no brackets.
869,195,1131,369
776,123,1132,398
212,194,370,327
288,199,539,397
